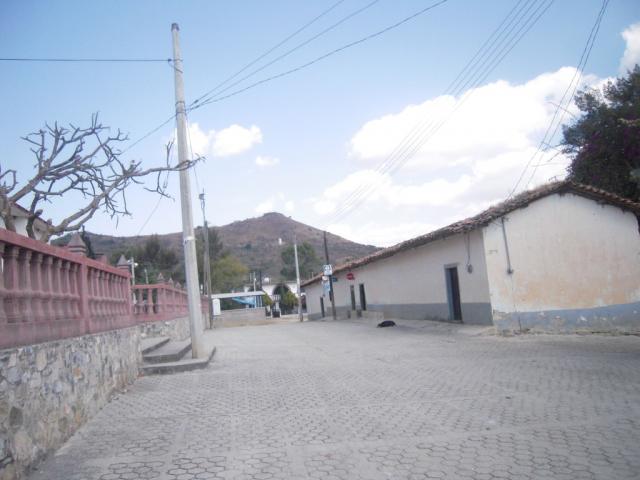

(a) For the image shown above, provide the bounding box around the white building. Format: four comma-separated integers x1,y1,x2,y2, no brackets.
0,200,48,241
302,181,640,334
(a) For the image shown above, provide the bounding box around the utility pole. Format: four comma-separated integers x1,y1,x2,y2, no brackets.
323,231,337,320
199,192,214,329
172,23,205,357
293,234,303,322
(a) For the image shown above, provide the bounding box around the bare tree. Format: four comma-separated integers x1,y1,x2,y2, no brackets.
0,114,201,242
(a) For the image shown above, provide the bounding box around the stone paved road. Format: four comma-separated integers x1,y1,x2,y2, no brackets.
30,320,640,480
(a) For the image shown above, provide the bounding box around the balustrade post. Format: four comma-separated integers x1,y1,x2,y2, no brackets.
41,256,53,321
17,249,33,323
60,260,71,320
157,286,164,316
52,258,63,320
67,263,79,319
78,263,90,334
0,242,6,324
4,245,20,323
30,253,43,323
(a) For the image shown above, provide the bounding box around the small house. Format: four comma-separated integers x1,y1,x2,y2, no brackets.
302,181,640,333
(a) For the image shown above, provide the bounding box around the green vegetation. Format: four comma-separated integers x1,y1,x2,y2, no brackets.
563,65,640,201
280,241,321,280
110,235,183,284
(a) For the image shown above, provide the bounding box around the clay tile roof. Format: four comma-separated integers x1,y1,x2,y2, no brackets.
301,180,640,287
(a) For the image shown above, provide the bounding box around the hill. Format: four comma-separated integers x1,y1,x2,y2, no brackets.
57,212,378,282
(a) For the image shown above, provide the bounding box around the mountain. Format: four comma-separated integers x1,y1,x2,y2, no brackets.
56,212,378,281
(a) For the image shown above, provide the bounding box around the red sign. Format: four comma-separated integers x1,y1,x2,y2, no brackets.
346,272,355,280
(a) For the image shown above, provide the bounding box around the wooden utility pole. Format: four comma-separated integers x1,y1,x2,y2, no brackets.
323,231,337,320
199,192,214,328
293,234,303,322
172,23,205,357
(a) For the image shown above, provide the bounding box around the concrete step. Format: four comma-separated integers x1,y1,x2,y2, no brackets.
140,336,170,355
140,346,216,375
142,339,192,364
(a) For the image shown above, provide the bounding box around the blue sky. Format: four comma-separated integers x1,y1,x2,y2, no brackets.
1,0,639,246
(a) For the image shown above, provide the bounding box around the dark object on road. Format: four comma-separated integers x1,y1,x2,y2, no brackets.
377,320,396,328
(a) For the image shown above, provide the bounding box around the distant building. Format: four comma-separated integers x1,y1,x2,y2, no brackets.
302,181,640,334
0,200,48,241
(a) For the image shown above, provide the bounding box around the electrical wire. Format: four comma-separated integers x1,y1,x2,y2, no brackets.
325,0,553,225
326,0,547,223
134,123,177,236
191,0,381,109
0,57,171,63
190,0,449,111
121,1,353,157
189,0,347,107
511,0,609,196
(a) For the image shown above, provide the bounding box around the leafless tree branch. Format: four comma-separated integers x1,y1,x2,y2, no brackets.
1,114,203,241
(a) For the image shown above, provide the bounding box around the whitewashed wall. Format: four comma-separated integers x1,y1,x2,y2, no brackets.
482,193,640,333
305,229,493,324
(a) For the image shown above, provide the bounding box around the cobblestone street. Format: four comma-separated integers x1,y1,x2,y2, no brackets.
31,320,640,480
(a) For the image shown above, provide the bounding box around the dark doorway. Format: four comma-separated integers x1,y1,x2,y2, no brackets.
320,297,325,318
350,285,356,310
445,266,462,321
359,283,367,311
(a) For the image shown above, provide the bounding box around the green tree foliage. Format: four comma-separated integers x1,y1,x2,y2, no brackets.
211,255,249,293
196,226,224,280
110,235,183,284
281,290,298,312
280,241,321,280
562,65,640,200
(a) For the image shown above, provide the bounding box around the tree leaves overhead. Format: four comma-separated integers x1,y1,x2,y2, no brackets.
562,66,640,201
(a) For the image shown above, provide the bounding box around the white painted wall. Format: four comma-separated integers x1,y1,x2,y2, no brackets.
305,229,491,321
0,215,48,241
482,193,640,314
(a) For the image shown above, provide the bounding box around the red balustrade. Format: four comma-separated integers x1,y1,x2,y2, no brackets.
0,229,134,349
132,283,208,323
0,228,210,350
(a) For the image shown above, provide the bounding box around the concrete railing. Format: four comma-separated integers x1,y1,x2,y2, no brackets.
133,280,209,323
0,229,133,349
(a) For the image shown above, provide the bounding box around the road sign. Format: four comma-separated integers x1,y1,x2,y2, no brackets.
346,272,355,280
323,264,333,276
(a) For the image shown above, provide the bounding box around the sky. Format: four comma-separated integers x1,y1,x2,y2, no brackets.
1,0,639,247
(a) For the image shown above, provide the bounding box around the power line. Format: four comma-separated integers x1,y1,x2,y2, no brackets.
325,0,553,225
511,0,610,196
0,57,171,63
135,124,177,236
190,0,450,110
191,0,381,109
329,0,551,222
189,0,347,107
121,1,353,157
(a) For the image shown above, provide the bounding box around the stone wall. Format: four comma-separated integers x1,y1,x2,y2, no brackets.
212,308,269,328
0,327,140,480
138,316,190,341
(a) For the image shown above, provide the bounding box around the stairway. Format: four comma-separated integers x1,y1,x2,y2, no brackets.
139,336,216,375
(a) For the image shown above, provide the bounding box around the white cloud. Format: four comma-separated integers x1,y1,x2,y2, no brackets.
620,22,640,74
312,67,598,246
255,194,295,215
349,67,586,172
255,155,280,167
327,221,439,247
255,199,274,214
213,124,262,157
185,123,263,158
